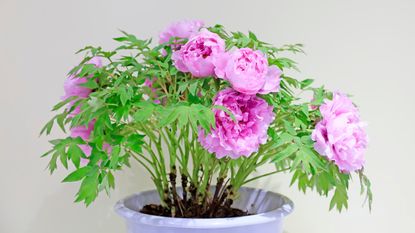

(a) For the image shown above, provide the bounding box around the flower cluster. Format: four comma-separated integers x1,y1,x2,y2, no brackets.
311,93,368,172
161,21,281,158
42,20,372,209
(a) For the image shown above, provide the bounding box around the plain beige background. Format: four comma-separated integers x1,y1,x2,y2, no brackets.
1,0,414,232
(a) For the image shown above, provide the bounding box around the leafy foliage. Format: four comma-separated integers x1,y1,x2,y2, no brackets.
41,24,372,211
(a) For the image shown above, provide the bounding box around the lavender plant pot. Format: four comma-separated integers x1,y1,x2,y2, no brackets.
115,187,294,233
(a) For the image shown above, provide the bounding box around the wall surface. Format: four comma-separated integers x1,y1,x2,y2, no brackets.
1,0,414,232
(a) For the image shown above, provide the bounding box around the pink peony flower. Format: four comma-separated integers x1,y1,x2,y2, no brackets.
88,56,102,67
63,56,103,100
198,88,275,159
64,57,102,116
172,29,225,77
70,121,95,157
214,48,282,95
159,20,204,47
63,75,93,99
70,120,111,164
311,93,368,172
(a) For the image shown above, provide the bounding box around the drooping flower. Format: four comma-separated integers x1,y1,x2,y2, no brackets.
198,88,275,159
159,20,204,49
172,29,225,77
214,48,282,95
311,93,368,172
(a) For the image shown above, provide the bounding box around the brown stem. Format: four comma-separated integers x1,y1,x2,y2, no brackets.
181,174,188,203
169,166,185,217
209,177,225,217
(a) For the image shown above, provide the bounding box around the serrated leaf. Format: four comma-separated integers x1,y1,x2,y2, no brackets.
48,151,59,174
40,117,55,136
60,151,68,169
109,146,121,169
133,102,155,122
108,172,115,189
300,79,314,88
52,96,77,111
79,79,99,89
68,144,84,168
75,166,99,206
78,64,96,77
63,166,92,182
272,144,298,163
329,186,348,212
158,107,180,127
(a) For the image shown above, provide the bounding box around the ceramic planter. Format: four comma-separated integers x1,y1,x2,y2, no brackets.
115,187,294,233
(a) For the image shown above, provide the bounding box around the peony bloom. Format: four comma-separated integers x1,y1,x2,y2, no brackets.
63,56,103,99
198,88,275,159
172,29,225,77
64,57,102,116
63,75,93,99
159,20,204,48
70,121,95,157
311,93,368,172
214,48,282,95
70,120,111,163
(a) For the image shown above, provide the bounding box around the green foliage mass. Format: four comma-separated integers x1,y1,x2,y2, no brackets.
41,26,372,212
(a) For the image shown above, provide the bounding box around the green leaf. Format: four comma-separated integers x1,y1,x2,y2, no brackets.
108,172,115,189
329,186,348,212
189,81,198,95
126,134,144,154
75,166,99,206
158,106,181,127
48,151,59,174
268,133,294,150
272,144,298,163
133,102,155,122
68,144,84,168
63,166,92,182
109,146,121,169
78,64,96,77
40,117,55,136
177,110,189,129
60,151,68,169
41,149,54,158
79,79,99,89
119,85,132,106
300,79,314,89
56,113,67,133
359,171,373,211
52,96,77,111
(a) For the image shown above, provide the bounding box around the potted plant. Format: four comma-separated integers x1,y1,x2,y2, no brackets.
41,20,372,233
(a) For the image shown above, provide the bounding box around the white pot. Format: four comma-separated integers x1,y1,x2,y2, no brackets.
115,187,294,233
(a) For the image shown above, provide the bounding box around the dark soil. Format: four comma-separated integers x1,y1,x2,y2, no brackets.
139,169,251,218
140,203,249,218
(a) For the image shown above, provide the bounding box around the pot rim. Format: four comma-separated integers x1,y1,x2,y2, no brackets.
114,187,294,229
